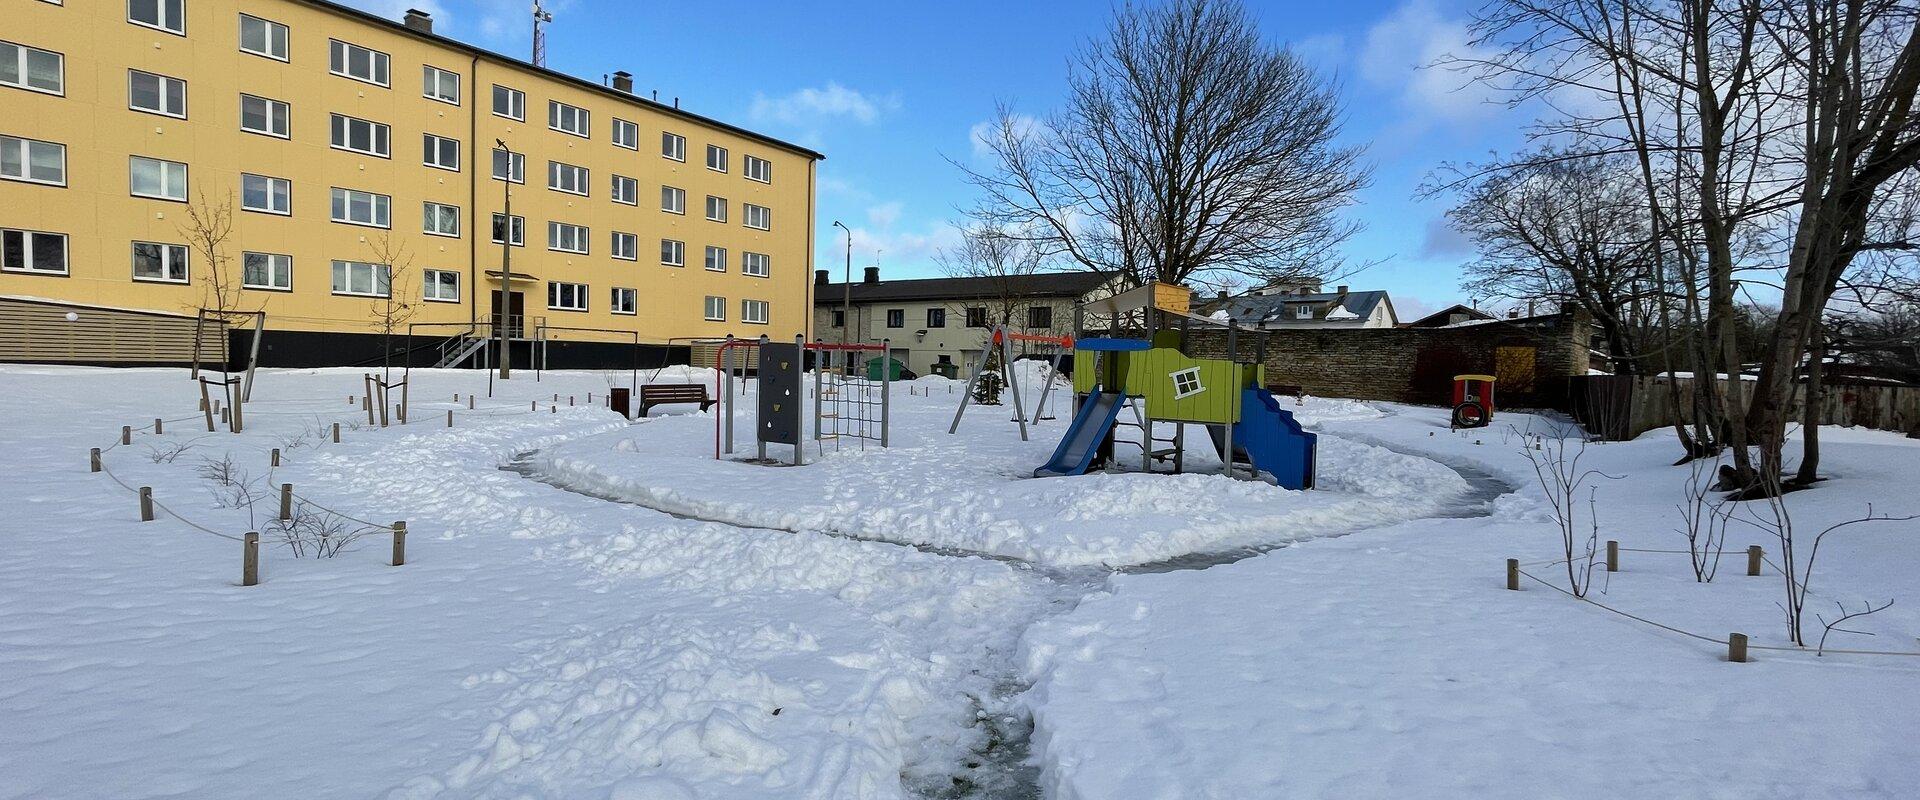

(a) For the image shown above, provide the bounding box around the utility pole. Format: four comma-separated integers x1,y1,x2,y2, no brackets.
495,139,514,380
832,220,852,345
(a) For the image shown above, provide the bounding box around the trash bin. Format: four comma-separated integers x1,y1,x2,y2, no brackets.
930,361,959,379
866,356,905,380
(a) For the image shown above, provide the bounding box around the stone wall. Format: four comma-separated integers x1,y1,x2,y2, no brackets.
1182,312,1591,408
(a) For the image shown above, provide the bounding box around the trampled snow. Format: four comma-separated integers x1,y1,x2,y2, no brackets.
2,365,1914,799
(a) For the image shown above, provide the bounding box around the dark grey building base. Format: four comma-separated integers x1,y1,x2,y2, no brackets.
228,329,689,372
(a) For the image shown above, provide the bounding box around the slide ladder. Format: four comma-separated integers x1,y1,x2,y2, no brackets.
1207,388,1317,489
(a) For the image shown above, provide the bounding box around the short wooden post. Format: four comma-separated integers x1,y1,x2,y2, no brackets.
453,393,460,402
1606,540,1619,572
553,393,559,402
1506,558,1519,590
270,448,280,467
550,405,556,414
1727,632,1749,663
220,407,230,425
154,417,164,435
1746,545,1763,577
332,422,341,443
139,487,154,521
89,447,101,472
569,395,575,406
447,409,454,427
391,521,407,566
468,396,475,410
348,395,353,405
279,483,292,521
242,531,260,586
121,425,132,445
531,400,537,411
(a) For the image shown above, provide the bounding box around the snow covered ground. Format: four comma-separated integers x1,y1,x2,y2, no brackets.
1,364,1915,799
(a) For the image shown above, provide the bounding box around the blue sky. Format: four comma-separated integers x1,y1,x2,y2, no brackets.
352,0,1536,321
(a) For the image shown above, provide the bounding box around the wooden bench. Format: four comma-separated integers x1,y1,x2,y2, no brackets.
638,383,716,417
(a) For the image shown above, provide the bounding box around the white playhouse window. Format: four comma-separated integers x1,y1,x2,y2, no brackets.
1170,367,1204,399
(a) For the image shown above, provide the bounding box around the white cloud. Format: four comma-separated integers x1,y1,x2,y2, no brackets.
866,202,903,230
1358,0,1501,124
750,83,898,128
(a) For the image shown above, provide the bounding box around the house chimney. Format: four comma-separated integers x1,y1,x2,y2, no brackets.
863,266,880,284
402,8,433,33
1336,285,1349,294
611,71,633,93
814,269,828,286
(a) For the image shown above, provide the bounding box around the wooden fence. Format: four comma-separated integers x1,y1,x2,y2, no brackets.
1568,374,1920,441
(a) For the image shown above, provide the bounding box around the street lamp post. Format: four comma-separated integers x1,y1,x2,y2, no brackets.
832,220,852,345
495,139,514,380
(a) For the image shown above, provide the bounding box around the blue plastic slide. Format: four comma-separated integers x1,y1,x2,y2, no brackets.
1211,388,1317,489
1033,392,1126,477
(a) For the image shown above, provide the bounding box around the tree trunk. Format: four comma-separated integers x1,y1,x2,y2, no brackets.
1795,325,1824,485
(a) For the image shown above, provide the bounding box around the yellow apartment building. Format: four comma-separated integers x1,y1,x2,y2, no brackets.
0,0,820,367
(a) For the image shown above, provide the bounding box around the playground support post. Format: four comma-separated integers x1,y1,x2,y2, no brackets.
792,333,806,467
1222,325,1237,478
722,335,736,455
880,338,891,447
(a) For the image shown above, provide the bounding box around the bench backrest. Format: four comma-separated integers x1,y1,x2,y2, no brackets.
640,383,710,399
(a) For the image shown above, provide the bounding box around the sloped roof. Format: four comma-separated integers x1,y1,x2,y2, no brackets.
1205,290,1393,326
815,271,1116,305
1403,304,1495,328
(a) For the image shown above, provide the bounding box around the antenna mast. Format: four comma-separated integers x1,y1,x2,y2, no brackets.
531,1,553,67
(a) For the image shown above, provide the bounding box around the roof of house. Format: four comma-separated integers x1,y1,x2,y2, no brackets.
1403,304,1495,328
814,271,1116,305
1204,290,1394,326
296,0,824,161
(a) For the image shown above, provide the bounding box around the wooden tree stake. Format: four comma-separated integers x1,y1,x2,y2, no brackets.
121,425,132,445
154,417,163,435
332,422,341,443
279,483,292,521
1606,540,1619,572
1506,558,1519,590
391,520,407,566
468,396,475,410
89,447,101,473
1728,633,1749,663
243,532,260,586
1746,545,1763,577
139,487,154,521
271,448,280,467
447,409,454,427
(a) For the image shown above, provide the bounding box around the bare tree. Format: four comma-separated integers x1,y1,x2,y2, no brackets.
363,233,420,383
1436,149,1659,373
934,221,1056,329
180,189,244,318
959,0,1370,289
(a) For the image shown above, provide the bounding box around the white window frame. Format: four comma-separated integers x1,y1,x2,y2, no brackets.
491,84,525,120
610,287,637,315
422,65,460,105
610,174,638,205
241,251,292,291
741,299,770,325
660,185,685,214
610,231,638,261
660,239,685,267
705,195,728,223
744,154,772,184
704,245,726,272
743,203,771,231
705,144,728,173
330,187,391,228
1170,367,1205,400
1295,305,1312,320
422,268,461,303
240,94,290,138
491,148,525,183
547,100,589,137
491,213,525,246
611,118,638,150
127,69,187,118
131,240,189,284
547,280,588,312
742,251,770,278
331,259,391,298
423,133,461,171
547,160,589,196
129,155,187,202
703,295,726,322
423,201,461,238
547,221,589,254
0,135,66,186
1,228,68,275
128,0,186,36
329,113,390,158
662,131,686,161
240,172,291,215
2,40,66,96
328,39,390,87
237,14,289,62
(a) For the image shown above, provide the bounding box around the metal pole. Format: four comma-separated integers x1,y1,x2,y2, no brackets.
242,312,263,402
833,221,852,346
812,341,823,441
1004,331,1029,442
792,334,806,466
880,338,891,448
723,336,735,454
948,328,994,434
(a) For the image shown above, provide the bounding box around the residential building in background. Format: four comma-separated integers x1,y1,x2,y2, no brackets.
812,267,1114,377
1201,279,1398,330
1,0,820,367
